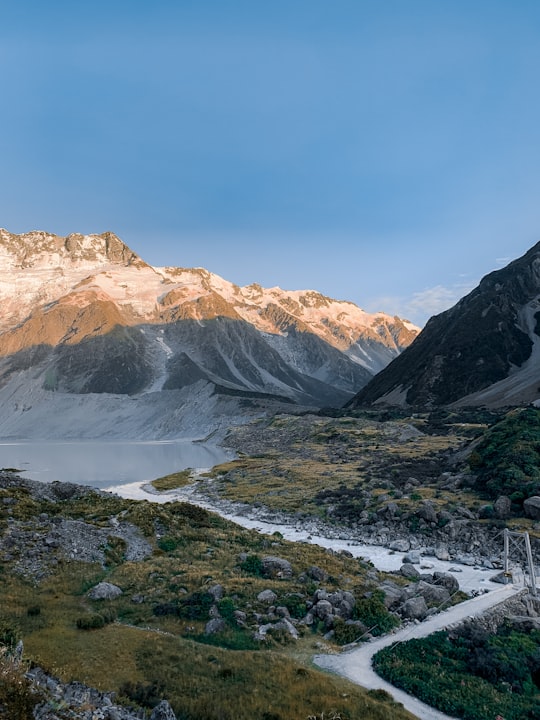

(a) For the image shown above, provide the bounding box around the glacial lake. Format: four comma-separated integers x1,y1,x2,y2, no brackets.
0,440,230,489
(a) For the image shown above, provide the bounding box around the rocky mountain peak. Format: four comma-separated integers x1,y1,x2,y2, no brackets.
0,229,143,269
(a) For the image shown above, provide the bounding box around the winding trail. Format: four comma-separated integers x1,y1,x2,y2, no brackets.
112,479,528,719
313,583,522,720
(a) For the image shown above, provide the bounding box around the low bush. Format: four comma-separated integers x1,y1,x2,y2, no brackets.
76,608,116,630
240,554,263,577
352,592,399,636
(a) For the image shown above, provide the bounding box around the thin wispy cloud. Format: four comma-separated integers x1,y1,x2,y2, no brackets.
406,282,474,321
368,281,476,327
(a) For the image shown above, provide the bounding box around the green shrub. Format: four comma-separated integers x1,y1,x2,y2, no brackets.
240,554,263,577
119,680,164,709
158,537,179,553
76,608,116,630
353,592,399,636
281,594,307,619
178,592,214,621
76,614,106,630
469,408,540,501
373,626,540,720
217,597,236,623
332,619,365,646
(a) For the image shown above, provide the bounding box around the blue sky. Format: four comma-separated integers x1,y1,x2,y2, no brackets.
2,1,540,325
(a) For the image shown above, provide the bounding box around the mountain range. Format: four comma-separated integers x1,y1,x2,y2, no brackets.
348,241,540,409
0,229,417,438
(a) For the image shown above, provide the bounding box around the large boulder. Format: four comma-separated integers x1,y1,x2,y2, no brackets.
389,539,410,552
377,581,403,609
207,584,224,601
274,618,299,639
435,546,450,561
433,571,459,594
416,501,438,524
494,495,512,519
400,596,428,620
257,589,278,604
400,563,420,580
306,566,328,582
327,591,354,619
416,581,450,606
87,582,123,601
261,556,293,579
313,599,333,620
205,618,226,635
524,496,540,520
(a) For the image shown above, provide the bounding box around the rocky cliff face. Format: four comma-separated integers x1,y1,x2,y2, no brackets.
348,242,540,409
0,229,418,438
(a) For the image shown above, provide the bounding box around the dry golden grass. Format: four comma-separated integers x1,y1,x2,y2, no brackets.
151,468,193,491
206,416,470,521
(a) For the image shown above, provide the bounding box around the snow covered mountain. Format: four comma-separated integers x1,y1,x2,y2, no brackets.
0,229,418,438
348,241,540,409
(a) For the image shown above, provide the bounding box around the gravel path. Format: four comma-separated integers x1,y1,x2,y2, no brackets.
313,583,522,720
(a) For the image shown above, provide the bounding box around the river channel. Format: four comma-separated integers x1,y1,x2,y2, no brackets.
0,440,507,593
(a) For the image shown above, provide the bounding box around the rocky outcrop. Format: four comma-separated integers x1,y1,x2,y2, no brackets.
87,582,123,600
27,664,177,720
524,496,540,520
348,241,540,408
261,556,293,579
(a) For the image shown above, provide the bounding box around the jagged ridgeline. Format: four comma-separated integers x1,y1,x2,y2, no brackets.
0,229,418,438
348,241,540,409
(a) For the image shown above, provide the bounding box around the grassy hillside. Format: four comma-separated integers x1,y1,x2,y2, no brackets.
0,476,413,720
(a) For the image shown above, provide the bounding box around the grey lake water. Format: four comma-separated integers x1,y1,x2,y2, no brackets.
0,440,230,489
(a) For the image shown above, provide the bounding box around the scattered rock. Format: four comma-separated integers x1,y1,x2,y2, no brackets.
505,616,540,632
261,556,293,579
416,581,450,606
400,596,428,620
416,502,438,524
400,563,420,580
208,584,224,601
377,581,403,609
313,599,333,620
494,495,511,519
150,700,177,720
432,571,459,594
435,546,450,561
524,496,540,520
205,618,226,635
257,589,277,604
389,539,410,552
306,565,328,582
87,582,123,601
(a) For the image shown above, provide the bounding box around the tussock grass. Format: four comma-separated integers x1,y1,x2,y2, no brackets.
209,416,469,518
151,468,193,491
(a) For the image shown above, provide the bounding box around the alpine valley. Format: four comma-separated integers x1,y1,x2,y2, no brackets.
0,228,417,439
